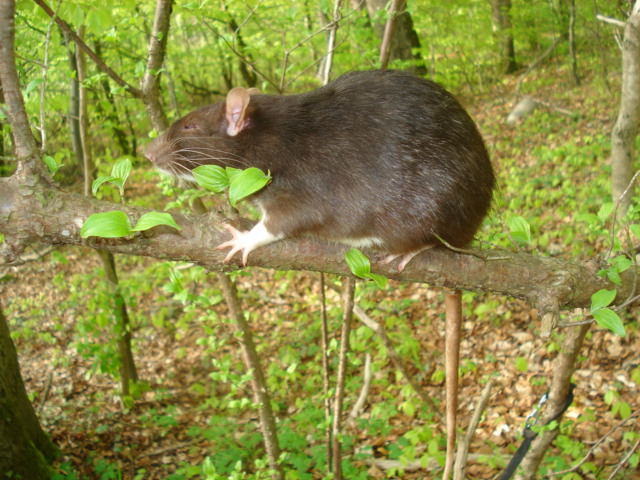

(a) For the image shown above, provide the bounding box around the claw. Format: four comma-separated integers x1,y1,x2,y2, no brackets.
379,246,433,272
216,225,251,265
215,220,281,266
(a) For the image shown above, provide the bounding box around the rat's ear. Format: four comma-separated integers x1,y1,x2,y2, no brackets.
225,87,254,136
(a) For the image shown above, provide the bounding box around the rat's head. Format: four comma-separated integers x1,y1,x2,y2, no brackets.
145,87,260,179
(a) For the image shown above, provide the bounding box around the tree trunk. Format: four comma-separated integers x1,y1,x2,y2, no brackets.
0,303,58,478
75,36,138,397
566,0,580,85
490,0,518,74
364,0,426,75
98,250,139,396
611,1,640,214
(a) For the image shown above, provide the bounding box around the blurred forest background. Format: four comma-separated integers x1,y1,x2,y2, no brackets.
1,0,639,479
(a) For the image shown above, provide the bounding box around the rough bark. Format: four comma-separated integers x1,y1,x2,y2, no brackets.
0,303,58,478
0,2,57,472
611,1,640,214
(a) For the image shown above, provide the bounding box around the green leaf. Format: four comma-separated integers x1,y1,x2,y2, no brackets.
606,270,623,287
508,216,532,245
630,224,640,239
597,202,615,223
193,165,229,193
43,155,63,174
225,167,243,183
592,308,626,336
604,389,617,405
515,357,528,372
92,176,117,196
112,158,132,184
25,78,43,96
611,256,632,273
369,272,389,289
590,289,616,311
345,248,388,289
228,167,271,207
80,211,132,238
345,248,371,277
132,212,181,232
618,401,632,419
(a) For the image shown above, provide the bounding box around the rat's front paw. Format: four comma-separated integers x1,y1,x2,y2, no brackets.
216,224,254,265
216,220,282,266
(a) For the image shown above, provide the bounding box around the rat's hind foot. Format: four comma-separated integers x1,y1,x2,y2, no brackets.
380,245,433,272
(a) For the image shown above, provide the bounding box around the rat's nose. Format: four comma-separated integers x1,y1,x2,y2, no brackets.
144,144,157,163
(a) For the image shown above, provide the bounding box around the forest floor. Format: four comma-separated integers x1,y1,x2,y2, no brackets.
2,65,640,480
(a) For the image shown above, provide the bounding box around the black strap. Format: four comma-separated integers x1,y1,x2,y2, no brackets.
499,383,575,480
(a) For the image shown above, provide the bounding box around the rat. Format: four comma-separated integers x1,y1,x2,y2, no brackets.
145,69,495,479
145,69,495,269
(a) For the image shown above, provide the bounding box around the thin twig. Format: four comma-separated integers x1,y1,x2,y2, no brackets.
332,277,355,480
37,0,61,153
550,411,640,477
453,378,494,480
596,14,626,28
319,273,333,468
346,353,372,426
515,36,563,97
322,0,344,85
37,367,54,416
607,436,640,480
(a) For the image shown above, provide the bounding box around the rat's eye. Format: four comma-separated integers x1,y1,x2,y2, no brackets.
182,121,198,130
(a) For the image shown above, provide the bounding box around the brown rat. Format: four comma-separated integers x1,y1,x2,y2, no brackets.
145,69,495,267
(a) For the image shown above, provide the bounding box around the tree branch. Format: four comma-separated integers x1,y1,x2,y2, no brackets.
32,0,143,98
0,176,633,320
141,0,173,131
